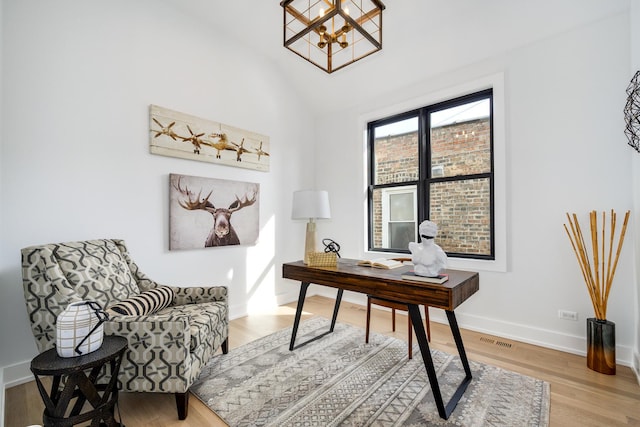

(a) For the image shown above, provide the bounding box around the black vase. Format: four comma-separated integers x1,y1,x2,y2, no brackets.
586,318,616,375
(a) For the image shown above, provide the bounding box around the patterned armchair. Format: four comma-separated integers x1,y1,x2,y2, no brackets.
21,239,229,420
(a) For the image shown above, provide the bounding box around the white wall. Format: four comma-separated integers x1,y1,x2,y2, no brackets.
0,0,313,385
314,12,637,365
1,0,6,421
2,1,638,403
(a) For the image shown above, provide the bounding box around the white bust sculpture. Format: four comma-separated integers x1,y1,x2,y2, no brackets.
408,220,448,277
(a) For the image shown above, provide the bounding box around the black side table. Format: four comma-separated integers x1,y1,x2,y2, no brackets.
30,335,127,427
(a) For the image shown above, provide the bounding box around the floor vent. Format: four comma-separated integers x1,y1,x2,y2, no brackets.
480,336,513,349
495,341,513,349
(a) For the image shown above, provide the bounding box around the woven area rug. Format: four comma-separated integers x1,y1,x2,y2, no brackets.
192,317,550,426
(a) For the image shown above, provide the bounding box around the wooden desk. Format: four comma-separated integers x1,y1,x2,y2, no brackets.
282,259,479,420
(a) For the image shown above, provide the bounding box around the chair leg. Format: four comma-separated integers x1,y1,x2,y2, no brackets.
365,297,372,343
391,308,396,331
221,337,229,354
175,391,189,420
424,305,431,342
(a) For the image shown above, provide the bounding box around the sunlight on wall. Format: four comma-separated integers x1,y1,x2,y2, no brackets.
247,215,278,314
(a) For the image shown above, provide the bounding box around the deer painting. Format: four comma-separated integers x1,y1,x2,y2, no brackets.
172,175,258,248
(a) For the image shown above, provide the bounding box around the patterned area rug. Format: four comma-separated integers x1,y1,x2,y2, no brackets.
192,317,550,426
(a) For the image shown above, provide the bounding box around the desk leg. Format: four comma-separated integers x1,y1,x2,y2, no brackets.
329,289,343,332
289,282,310,351
408,305,472,420
446,310,472,379
289,283,343,351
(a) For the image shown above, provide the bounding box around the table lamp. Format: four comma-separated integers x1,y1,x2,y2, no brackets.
291,190,331,264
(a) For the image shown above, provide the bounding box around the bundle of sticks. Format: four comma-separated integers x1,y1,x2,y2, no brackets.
564,210,630,320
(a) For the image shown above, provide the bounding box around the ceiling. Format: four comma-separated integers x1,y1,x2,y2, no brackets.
162,0,630,115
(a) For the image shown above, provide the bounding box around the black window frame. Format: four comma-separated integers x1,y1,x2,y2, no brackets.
366,89,495,260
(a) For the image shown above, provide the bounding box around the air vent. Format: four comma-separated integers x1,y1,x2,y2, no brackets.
495,341,512,349
480,336,513,349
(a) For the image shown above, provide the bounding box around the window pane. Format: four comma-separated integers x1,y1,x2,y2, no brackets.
373,117,419,185
430,98,491,177
389,192,414,221
371,186,417,250
429,178,491,256
389,222,415,250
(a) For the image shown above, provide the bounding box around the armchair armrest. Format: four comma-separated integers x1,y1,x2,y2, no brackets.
105,314,191,352
103,314,195,393
171,286,228,306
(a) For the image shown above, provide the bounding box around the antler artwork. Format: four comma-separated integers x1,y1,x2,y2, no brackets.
152,118,270,162
173,177,257,247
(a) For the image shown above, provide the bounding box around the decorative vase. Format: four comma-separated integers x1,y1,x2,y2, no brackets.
586,318,616,375
56,301,107,358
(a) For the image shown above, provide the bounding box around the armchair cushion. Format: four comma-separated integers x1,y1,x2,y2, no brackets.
49,240,140,307
107,286,175,316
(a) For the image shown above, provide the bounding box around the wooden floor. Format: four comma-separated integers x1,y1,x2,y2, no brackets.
6,295,640,426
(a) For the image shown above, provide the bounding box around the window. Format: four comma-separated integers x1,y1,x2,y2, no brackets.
381,186,417,249
367,89,494,259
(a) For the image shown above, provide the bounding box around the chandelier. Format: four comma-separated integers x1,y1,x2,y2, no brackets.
280,0,385,74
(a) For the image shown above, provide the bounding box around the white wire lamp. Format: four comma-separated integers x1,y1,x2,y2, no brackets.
291,190,331,264
280,0,385,74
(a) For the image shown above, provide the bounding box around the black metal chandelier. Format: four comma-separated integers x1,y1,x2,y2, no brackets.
280,0,385,74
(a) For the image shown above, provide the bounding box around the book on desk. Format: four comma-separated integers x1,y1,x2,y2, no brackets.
401,271,449,284
357,258,405,269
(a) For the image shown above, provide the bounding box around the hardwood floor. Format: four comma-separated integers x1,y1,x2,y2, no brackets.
6,295,640,426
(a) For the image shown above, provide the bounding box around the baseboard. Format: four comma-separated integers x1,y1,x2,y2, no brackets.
3,359,33,390
2,295,306,396
229,302,248,321
1,369,4,427
313,287,634,367
2,360,34,422
0,297,302,407
276,291,304,306
2,360,40,427
5,291,637,400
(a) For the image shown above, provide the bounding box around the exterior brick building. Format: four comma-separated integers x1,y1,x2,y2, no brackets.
373,118,491,255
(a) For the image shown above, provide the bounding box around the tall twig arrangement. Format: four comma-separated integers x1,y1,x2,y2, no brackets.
563,210,630,320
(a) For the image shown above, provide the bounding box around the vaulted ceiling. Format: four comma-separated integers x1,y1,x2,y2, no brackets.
163,0,630,115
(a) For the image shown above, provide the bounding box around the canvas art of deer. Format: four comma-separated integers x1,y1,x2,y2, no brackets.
173,177,257,247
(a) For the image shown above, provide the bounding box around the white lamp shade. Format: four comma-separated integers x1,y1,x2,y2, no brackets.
291,190,331,220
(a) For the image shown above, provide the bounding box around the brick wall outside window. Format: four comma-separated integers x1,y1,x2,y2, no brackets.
373,118,491,254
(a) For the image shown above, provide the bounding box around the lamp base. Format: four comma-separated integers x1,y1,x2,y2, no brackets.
303,221,317,264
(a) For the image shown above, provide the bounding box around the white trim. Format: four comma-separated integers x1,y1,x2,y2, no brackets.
1,368,4,427
312,288,634,367
276,291,304,307
3,359,33,391
361,72,507,272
